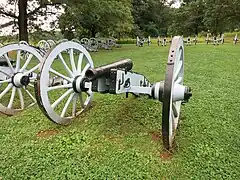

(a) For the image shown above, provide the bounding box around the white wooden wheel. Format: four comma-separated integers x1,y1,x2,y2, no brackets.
80,38,89,46
89,38,98,50
57,39,68,44
18,41,31,60
71,38,81,44
19,41,29,46
108,38,116,47
36,41,94,125
0,44,42,115
162,36,185,149
47,40,56,48
37,40,51,52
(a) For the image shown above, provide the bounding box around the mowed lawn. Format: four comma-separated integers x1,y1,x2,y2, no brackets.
0,43,240,179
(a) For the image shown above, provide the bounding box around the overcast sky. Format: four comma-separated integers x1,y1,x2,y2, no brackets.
0,0,181,36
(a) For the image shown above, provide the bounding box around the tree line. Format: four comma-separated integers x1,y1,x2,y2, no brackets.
1,0,240,41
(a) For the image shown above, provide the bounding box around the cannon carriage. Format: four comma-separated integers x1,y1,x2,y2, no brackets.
35,36,192,149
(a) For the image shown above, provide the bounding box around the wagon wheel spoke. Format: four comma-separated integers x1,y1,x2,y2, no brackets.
18,89,24,109
47,84,72,91
79,92,85,108
84,90,93,106
20,54,33,72
172,104,178,117
69,48,77,74
50,68,72,82
72,94,78,116
0,69,11,77
28,83,34,88
174,60,183,81
77,53,83,72
23,64,40,76
24,88,36,103
82,63,90,75
8,87,16,108
175,77,183,84
4,54,14,73
0,84,13,99
60,92,75,118
51,89,73,109
58,53,73,77
0,79,11,84
171,110,176,132
15,50,21,72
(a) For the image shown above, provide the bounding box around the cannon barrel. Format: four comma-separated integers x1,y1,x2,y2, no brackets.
85,59,133,80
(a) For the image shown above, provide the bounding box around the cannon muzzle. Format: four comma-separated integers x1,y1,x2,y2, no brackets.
85,59,133,80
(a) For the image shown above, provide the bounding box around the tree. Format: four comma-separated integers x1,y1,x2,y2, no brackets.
59,0,133,39
203,0,233,35
132,0,171,37
169,0,204,36
0,0,63,42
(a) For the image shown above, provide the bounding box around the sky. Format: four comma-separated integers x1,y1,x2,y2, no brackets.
0,0,181,36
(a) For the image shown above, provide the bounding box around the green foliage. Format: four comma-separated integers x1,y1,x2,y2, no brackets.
203,0,232,35
132,0,171,37
170,0,240,36
169,0,204,36
2,0,240,40
59,0,133,39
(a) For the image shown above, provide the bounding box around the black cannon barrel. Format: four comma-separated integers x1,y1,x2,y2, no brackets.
85,59,133,80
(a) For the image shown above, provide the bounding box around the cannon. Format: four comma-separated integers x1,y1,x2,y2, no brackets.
233,34,238,45
185,36,197,46
35,36,192,149
85,59,133,81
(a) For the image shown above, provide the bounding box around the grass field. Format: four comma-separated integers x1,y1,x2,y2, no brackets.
0,43,240,179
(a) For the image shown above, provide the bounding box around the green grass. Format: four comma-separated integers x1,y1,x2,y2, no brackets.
1,43,240,179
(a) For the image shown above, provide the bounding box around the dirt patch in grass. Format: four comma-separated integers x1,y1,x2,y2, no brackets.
160,151,173,160
150,131,161,141
36,129,59,138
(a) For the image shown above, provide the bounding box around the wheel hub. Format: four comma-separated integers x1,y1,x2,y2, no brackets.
12,73,30,88
183,87,192,102
72,76,90,93
151,82,192,103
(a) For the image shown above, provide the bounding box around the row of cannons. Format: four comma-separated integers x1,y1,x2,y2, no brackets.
0,36,192,150
205,34,224,45
136,36,198,47
137,34,239,47
204,34,239,45
1,38,121,54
